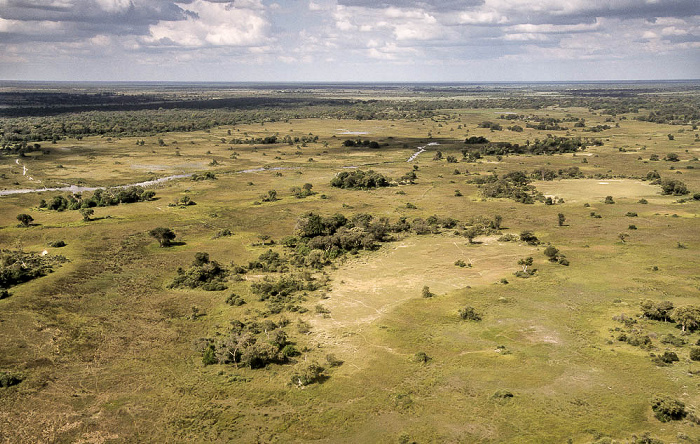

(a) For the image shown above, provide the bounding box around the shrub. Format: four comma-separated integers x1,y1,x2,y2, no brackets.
652,351,679,365
651,396,686,422
169,253,228,291
659,334,685,347
290,362,325,387
689,347,700,361
519,231,539,245
202,345,217,365
459,306,481,321
0,372,24,388
225,293,246,306
492,390,514,400
414,352,431,363
48,240,66,247
0,250,68,289
421,286,433,298
543,246,559,262
604,195,615,204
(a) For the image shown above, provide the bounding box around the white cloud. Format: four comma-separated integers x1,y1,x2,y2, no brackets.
146,0,271,47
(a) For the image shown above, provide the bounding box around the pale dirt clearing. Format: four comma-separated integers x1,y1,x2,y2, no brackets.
312,234,534,331
533,179,660,202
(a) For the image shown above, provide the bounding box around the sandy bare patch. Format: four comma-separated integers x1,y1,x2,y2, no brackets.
312,235,533,331
533,179,660,202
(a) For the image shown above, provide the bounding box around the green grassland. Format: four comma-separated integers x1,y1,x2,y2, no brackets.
0,88,699,443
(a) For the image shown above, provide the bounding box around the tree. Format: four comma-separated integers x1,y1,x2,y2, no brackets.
149,227,176,247
640,300,674,322
16,213,33,227
79,208,94,221
493,215,503,229
290,361,325,387
464,226,480,243
672,306,700,332
518,257,533,273
557,213,566,227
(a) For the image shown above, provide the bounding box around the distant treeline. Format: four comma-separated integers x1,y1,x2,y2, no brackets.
0,89,697,149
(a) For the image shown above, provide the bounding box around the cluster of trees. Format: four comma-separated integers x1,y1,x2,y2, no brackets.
342,139,382,148
199,318,299,369
288,212,466,269
525,117,568,131
470,171,541,204
0,249,67,290
462,136,600,158
251,274,320,313
330,169,391,189
40,187,155,211
635,98,700,125
291,183,314,198
531,166,584,180
659,179,689,196
198,317,328,386
640,300,700,332
543,245,569,266
191,172,216,181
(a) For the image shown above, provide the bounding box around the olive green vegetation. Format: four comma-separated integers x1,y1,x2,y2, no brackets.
0,86,699,443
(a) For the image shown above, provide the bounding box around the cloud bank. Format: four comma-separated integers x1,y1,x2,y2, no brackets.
0,0,698,81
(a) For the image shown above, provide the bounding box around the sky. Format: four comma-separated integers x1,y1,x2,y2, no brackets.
0,0,698,82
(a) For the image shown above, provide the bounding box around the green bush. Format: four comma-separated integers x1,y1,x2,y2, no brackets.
459,306,481,321
651,395,686,422
689,347,700,361
0,372,23,388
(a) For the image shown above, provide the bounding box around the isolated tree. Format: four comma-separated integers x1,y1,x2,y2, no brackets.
518,257,533,273
464,226,480,244
16,213,33,227
149,227,176,247
492,214,503,230
80,208,94,221
557,213,566,227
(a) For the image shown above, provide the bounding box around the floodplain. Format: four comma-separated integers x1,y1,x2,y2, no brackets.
0,82,699,443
